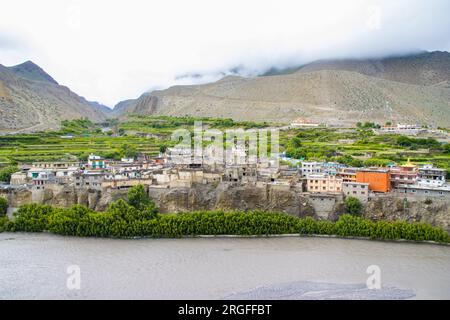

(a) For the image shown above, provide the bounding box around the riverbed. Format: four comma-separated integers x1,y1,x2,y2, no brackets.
0,233,449,299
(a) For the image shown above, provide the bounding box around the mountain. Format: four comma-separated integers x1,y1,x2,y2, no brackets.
293,51,450,87
0,61,110,132
113,52,450,127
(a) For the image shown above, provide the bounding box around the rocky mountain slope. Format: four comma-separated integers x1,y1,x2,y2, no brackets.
0,61,110,132
115,51,450,126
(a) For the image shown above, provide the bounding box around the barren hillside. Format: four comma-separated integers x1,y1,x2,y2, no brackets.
0,61,110,132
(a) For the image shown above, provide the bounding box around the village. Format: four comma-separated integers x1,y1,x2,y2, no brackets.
4,143,449,210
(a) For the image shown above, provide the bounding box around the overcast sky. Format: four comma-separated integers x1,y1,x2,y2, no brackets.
1,0,450,107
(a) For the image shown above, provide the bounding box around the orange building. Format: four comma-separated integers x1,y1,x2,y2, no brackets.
356,169,391,193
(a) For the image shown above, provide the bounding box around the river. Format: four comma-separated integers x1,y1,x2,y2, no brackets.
0,233,449,299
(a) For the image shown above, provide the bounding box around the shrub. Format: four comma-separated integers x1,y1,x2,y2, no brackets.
0,166,19,183
0,197,7,217
345,197,363,216
5,203,450,243
127,184,158,218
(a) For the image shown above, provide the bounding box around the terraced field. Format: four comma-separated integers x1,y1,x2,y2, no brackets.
0,117,448,178
0,134,160,165
280,128,450,176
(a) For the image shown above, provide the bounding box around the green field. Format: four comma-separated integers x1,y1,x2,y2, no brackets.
280,127,450,176
0,117,449,178
0,116,273,165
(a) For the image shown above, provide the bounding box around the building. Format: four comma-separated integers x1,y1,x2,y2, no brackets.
223,165,257,183
321,162,346,176
74,171,105,190
87,154,106,169
306,174,343,194
376,124,424,136
389,160,418,189
337,167,357,182
301,161,323,177
342,182,370,202
28,161,81,169
356,169,391,193
290,118,320,128
10,172,28,186
102,178,152,190
32,171,56,189
396,184,450,198
417,164,446,188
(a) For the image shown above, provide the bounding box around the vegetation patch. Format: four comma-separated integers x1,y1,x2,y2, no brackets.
2,185,448,243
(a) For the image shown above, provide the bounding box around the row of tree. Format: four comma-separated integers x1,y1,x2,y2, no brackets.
1,185,448,243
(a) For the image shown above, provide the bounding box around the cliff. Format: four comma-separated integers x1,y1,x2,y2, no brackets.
2,183,449,232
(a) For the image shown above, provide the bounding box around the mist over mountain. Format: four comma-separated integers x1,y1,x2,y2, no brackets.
113,51,450,127
1,50,450,132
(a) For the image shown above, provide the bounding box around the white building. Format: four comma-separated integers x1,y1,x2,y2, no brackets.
301,161,323,177
417,164,446,188
377,124,424,136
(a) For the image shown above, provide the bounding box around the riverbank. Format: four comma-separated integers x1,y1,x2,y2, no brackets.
2,204,449,244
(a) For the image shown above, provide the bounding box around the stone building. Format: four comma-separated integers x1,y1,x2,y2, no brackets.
342,182,370,202
395,184,450,198
10,172,27,186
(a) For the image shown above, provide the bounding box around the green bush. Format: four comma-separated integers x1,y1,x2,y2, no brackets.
0,166,19,183
345,197,363,216
3,202,449,243
0,197,7,217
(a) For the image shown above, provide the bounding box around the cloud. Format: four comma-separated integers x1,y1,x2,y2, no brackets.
0,0,449,107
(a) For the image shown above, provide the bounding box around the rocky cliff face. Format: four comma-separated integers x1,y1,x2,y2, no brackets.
2,184,450,232
0,61,110,132
364,196,450,232
148,183,317,218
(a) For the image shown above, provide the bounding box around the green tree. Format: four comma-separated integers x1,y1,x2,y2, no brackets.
127,184,158,218
159,144,168,154
290,137,302,148
0,197,7,217
0,166,19,183
119,143,138,158
345,197,363,216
